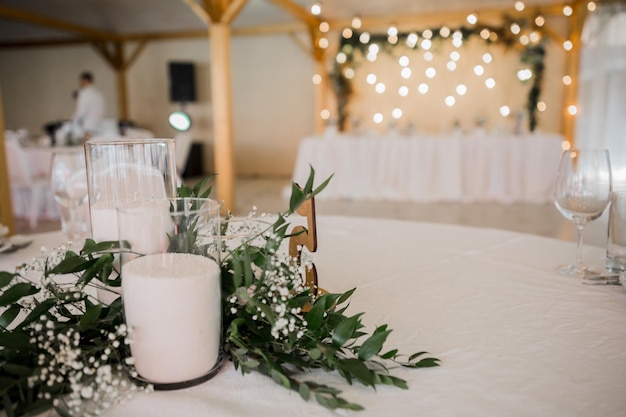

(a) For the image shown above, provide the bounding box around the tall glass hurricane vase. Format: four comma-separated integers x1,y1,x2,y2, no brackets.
554,149,612,278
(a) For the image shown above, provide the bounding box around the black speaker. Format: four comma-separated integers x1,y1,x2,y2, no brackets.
168,62,196,103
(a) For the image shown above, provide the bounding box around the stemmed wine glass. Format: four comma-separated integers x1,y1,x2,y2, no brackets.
553,149,612,278
50,149,89,241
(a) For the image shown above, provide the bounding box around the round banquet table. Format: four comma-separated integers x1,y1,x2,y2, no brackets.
0,217,624,417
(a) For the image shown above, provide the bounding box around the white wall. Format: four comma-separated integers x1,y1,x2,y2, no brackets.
0,34,316,177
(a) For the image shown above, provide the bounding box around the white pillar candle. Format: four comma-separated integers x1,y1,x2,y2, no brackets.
122,252,221,383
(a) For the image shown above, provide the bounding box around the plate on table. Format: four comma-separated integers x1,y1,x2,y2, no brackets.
0,235,34,254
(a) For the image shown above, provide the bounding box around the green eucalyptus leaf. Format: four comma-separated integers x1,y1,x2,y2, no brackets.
22,400,54,417
304,165,316,194
380,349,398,360
412,357,441,368
357,328,392,361
3,363,33,377
79,303,103,330
288,183,306,214
50,256,97,274
0,332,31,350
81,240,120,255
3,391,15,417
270,368,290,389
298,382,310,401
0,283,38,307
331,313,363,347
340,358,375,387
0,271,17,288
0,305,21,330
0,375,17,390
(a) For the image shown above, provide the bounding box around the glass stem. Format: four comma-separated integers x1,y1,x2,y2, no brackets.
575,223,585,272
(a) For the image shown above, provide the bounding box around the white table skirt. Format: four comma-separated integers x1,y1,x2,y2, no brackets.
291,133,565,204
1,217,624,417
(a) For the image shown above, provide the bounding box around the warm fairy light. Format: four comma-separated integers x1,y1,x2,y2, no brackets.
344,68,355,79
360,32,371,43
529,31,541,43
342,28,353,39
401,68,412,79
366,53,377,62
567,105,577,115
480,29,490,40
422,29,433,39
515,1,525,11
336,52,347,64
425,67,436,78
456,84,467,95
467,14,478,25
535,15,545,26
319,21,329,32
399,86,409,97
519,35,530,45
388,35,398,45
421,39,432,50
445,96,456,107
485,78,496,89
373,113,384,124
537,101,547,112
563,5,573,16
369,44,379,54
310,2,322,15
511,23,521,35
320,109,330,119
517,68,533,81
587,1,596,11
452,38,463,47
474,65,485,76
318,37,328,48
562,141,571,151
424,51,434,61
489,32,498,41
440,26,451,38
562,75,572,85
447,61,457,71
418,83,429,94
392,108,403,119
482,53,492,63
387,25,398,37
399,56,410,67
563,40,573,51
500,106,511,117
366,73,377,85
407,33,418,47
450,51,461,61
312,74,322,85
351,15,362,29
375,82,386,93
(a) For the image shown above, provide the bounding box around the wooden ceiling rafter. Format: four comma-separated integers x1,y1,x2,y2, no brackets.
222,0,248,24
183,0,212,26
0,4,114,40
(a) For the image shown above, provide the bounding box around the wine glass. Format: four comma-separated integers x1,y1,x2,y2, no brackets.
554,149,612,278
50,148,89,241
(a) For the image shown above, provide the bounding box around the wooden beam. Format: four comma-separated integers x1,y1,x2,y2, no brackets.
121,40,148,71
0,85,15,235
209,23,236,212
0,5,114,39
265,0,320,27
203,0,224,23
183,0,211,26
221,0,248,24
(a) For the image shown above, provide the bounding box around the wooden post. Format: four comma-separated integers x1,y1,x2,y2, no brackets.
209,23,236,211
0,85,15,235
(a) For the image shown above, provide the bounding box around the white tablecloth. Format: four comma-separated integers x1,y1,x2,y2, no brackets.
1,217,624,417
291,133,565,204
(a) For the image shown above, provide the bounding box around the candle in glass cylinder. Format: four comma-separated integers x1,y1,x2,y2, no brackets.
122,252,221,384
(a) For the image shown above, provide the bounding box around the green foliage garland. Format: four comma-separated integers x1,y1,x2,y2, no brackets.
331,19,547,133
0,167,439,416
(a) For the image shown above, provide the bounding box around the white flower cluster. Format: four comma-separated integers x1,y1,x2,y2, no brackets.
27,320,152,416
228,228,314,342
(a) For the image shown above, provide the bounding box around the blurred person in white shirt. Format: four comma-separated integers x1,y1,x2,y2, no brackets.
72,71,105,138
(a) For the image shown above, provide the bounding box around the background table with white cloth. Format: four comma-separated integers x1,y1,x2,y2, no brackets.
1,216,624,417
291,133,565,203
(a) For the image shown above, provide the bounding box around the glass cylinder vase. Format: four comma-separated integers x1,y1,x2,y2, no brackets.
118,197,222,390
